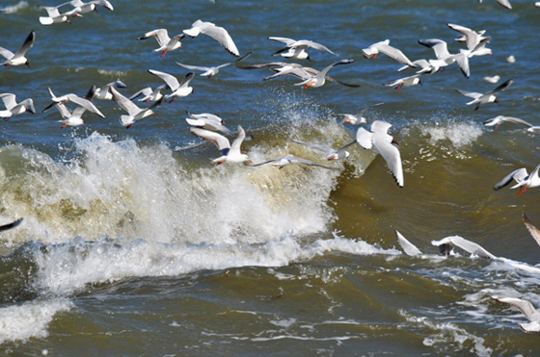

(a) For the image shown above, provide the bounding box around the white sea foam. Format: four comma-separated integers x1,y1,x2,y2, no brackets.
31,231,398,296
399,309,493,356
0,298,72,344
420,122,483,149
0,1,28,14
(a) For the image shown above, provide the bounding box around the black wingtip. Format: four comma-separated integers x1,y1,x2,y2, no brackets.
0,218,23,232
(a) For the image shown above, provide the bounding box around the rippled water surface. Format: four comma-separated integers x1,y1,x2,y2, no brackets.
1,0,540,356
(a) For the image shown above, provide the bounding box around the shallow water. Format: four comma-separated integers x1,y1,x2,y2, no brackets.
1,0,540,356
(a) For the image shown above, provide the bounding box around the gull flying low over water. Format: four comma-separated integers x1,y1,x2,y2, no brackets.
251,154,337,170
58,0,114,14
339,103,384,125
237,61,359,87
492,296,540,333
396,231,496,259
0,93,35,121
176,52,251,78
183,20,240,57
456,79,513,111
43,87,105,118
483,115,533,130
292,139,357,161
91,80,127,101
385,74,423,90
494,164,540,194
190,125,251,165
268,37,337,60
110,86,162,128
185,112,231,135
418,38,470,78
356,120,404,187
129,85,167,103
39,6,82,25
0,30,35,67
362,39,417,68
148,70,195,103
137,29,185,57
447,23,489,53
431,235,496,259
295,59,356,89
49,85,101,128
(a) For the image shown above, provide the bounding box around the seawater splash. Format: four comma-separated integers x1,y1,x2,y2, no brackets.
0,131,345,247
0,298,72,344
0,1,28,14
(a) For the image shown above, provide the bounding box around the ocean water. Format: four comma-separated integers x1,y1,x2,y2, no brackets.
1,0,540,356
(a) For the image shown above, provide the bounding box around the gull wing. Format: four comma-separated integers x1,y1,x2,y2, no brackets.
487,79,513,95
418,38,451,60
229,125,246,155
493,168,527,190
356,127,373,149
0,46,14,61
0,93,17,109
376,41,416,67
431,235,496,259
148,69,180,90
395,231,423,256
110,86,142,116
494,297,540,325
523,213,540,249
198,21,239,56
456,89,482,100
0,218,23,231
190,127,231,153
373,134,404,187
14,31,35,58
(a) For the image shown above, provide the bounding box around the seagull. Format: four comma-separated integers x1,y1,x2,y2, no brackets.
523,213,540,249
137,29,185,57
362,39,417,67
292,139,357,161
295,59,356,89
39,6,82,25
91,80,127,101
456,79,513,111
418,38,470,78
176,52,251,78
385,74,423,89
431,235,496,258
148,69,194,103
110,86,162,128
478,0,512,10
0,93,35,121
49,85,100,128
129,85,167,103
185,112,231,135
356,120,404,187
492,296,540,333
251,154,337,170
398,59,442,75
268,37,337,60
183,20,240,57
189,125,251,165
447,23,489,52
0,30,35,67
494,164,540,194
484,75,500,84
43,87,105,118
339,103,384,125
58,0,114,14
237,61,359,87
395,231,423,256
483,115,532,130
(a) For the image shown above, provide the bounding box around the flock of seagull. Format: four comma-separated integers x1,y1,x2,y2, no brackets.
1,0,540,335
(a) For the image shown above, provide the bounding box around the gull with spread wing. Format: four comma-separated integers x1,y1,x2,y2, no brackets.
183,20,239,57
356,120,404,187
137,29,185,57
0,30,35,67
268,37,337,60
190,125,251,165
0,93,35,121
